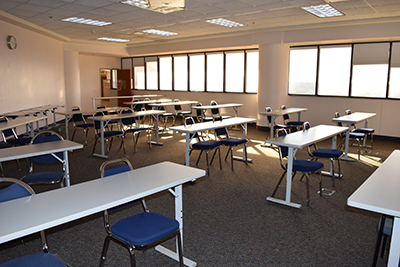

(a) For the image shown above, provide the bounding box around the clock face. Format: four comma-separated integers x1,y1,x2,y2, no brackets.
7,35,17,50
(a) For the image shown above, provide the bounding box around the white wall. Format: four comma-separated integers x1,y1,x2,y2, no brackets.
78,55,121,110
0,19,65,134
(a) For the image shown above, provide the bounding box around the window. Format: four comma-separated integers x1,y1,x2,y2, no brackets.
288,47,318,95
126,49,258,93
389,42,400,99
351,43,389,98
159,56,172,91
189,54,205,92
206,52,223,92
318,45,352,96
246,50,259,93
225,51,244,93
145,57,158,90
174,55,188,91
133,58,145,90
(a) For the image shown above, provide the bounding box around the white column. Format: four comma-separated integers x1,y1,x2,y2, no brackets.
257,44,290,126
64,50,81,111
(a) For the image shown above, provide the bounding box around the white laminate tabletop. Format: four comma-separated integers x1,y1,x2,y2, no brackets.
150,101,199,107
87,110,165,121
0,116,46,131
348,150,400,217
259,107,308,116
0,140,83,162
332,112,376,124
124,99,172,105
191,103,243,109
55,107,123,116
169,117,256,133
264,124,348,149
0,161,205,244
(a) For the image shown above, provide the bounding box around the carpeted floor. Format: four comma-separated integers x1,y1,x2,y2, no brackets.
1,119,399,266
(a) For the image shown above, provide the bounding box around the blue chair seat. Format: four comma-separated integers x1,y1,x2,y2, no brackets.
160,112,174,117
0,253,67,267
192,141,220,150
97,131,123,138
353,128,374,134
124,127,148,133
274,124,291,130
288,160,324,173
76,123,94,128
312,149,343,158
287,121,304,126
177,111,191,115
341,132,365,139
219,138,247,146
0,143,13,149
22,172,64,184
111,212,179,247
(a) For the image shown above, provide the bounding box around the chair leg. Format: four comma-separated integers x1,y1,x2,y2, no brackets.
71,128,77,141
195,150,203,166
92,136,98,154
205,151,210,176
230,147,234,171
331,159,335,187
99,236,112,267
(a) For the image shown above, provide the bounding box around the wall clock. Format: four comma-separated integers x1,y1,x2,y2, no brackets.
6,35,17,50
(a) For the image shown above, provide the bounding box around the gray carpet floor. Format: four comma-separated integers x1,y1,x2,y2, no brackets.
1,119,399,266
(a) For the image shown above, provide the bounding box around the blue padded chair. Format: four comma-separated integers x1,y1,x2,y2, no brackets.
0,116,32,146
215,127,247,171
281,105,305,131
70,106,94,145
21,131,66,187
185,117,222,176
173,99,192,126
271,129,324,207
120,108,151,152
345,109,375,150
265,107,292,138
304,122,343,187
372,215,393,267
92,111,125,156
97,105,119,130
194,103,213,123
99,158,183,267
335,112,365,160
156,104,175,133
210,100,231,121
0,177,68,267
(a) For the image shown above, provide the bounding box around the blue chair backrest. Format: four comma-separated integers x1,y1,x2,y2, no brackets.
281,105,290,121
94,112,104,130
215,127,228,138
335,112,343,127
210,101,219,115
278,130,288,158
121,109,135,126
265,107,272,124
0,117,16,139
0,183,32,203
174,99,182,111
104,165,131,177
32,133,63,164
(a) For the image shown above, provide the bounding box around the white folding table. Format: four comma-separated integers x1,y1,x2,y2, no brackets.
332,112,376,161
0,116,46,138
0,161,205,267
88,110,165,158
55,107,123,140
259,107,308,140
0,140,82,186
92,95,166,108
191,103,243,121
264,124,348,208
348,150,400,267
169,117,256,166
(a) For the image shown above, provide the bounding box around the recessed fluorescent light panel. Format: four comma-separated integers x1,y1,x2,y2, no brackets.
120,0,185,14
61,17,112,26
206,18,246,28
142,29,178,36
301,4,344,18
97,37,130,42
